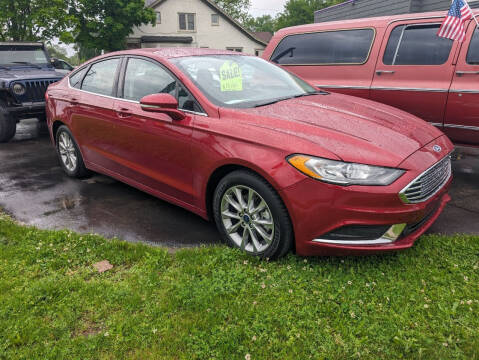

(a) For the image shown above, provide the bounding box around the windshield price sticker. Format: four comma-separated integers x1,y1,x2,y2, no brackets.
220,61,243,92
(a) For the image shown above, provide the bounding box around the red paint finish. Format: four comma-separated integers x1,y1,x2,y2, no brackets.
46,48,454,256
262,10,479,147
444,21,479,146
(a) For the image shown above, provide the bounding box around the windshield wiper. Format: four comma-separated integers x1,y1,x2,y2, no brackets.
254,96,293,108
293,90,329,98
10,61,42,69
254,91,328,108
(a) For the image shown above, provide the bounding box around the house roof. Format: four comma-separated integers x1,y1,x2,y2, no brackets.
278,9,479,34
147,0,267,46
252,32,273,44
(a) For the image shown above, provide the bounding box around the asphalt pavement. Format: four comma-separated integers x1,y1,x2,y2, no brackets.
0,119,478,249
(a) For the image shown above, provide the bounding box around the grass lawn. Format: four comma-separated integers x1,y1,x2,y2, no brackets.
0,213,478,360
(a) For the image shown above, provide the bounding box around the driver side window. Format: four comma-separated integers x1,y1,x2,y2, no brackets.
123,58,176,101
123,57,203,113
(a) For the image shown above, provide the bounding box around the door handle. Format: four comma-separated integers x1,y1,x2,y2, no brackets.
376,70,395,75
456,71,479,76
117,108,132,118
69,97,79,104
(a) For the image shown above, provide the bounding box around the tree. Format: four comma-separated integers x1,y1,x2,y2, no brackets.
47,44,69,60
69,0,156,53
213,0,251,24
275,0,343,30
0,0,72,42
244,15,276,33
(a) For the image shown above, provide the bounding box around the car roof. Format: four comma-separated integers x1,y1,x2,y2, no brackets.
110,47,249,60
0,42,44,47
275,10,479,35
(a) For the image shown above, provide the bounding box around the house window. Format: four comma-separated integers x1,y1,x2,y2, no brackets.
156,12,161,24
211,14,219,26
227,47,243,53
179,13,195,31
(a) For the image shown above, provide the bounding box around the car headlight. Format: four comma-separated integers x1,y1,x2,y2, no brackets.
12,83,26,96
287,154,405,186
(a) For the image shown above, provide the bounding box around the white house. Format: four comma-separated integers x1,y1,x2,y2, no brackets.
127,0,268,56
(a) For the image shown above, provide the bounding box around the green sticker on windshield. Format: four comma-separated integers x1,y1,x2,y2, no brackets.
220,61,243,92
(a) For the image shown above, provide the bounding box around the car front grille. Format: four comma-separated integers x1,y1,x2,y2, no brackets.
11,79,59,103
399,155,452,204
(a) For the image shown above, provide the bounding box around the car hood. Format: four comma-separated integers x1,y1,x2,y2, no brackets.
228,93,444,168
0,67,64,81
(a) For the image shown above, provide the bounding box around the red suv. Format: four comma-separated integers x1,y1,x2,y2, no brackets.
45,48,453,258
263,10,479,147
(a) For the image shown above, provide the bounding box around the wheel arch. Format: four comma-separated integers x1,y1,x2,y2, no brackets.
204,162,293,226
51,120,67,145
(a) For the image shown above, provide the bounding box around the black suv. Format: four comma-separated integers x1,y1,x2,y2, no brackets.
0,42,64,142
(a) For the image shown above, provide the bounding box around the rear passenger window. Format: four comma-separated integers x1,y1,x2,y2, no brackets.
466,29,479,65
69,67,87,89
270,29,375,65
82,58,120,96
383,24,453,65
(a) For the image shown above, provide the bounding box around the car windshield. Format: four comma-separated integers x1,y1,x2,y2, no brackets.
0,45,49,67
171,55,320,108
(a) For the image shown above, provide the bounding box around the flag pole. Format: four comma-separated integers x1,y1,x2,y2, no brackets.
465,0,479,27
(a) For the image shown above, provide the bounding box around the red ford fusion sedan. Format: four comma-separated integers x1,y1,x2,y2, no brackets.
45,48,453,258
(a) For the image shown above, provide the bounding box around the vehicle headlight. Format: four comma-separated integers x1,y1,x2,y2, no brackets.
287,154,405,186
12,83,26,96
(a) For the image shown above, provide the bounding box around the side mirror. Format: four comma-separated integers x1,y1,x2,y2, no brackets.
140,93,186,121
51,58,61,69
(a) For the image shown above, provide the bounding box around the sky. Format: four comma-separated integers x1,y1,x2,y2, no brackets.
249,0,288,17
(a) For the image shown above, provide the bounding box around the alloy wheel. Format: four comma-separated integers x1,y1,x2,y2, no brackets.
58,132,78,172
220,185,275,254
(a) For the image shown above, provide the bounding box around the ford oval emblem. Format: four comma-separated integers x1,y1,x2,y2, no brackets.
433,145,442,153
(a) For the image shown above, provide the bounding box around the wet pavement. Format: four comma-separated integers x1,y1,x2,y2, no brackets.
0,119,478,249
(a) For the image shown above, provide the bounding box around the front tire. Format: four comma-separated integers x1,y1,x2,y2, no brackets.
0,102,17,143
213,170,293,259
56,125,90,178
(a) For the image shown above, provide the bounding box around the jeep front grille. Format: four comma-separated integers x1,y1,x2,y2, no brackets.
11,79,58,103
399,155,452,204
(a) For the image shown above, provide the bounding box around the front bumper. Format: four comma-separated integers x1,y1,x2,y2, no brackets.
7,102,46,119
279,135,453,256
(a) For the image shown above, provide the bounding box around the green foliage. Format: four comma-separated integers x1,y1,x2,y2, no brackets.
275,0,343,30
213,0,252,24
69,0,156,53
46,45,68,60
244,15,276,33
0,213,478,359
0,0,73,42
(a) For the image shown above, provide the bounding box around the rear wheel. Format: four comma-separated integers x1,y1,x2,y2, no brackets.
213,170,293,259
0,102,17,143
56,125,90,178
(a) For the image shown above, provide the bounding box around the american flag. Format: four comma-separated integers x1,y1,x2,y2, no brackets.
438,0,473,42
